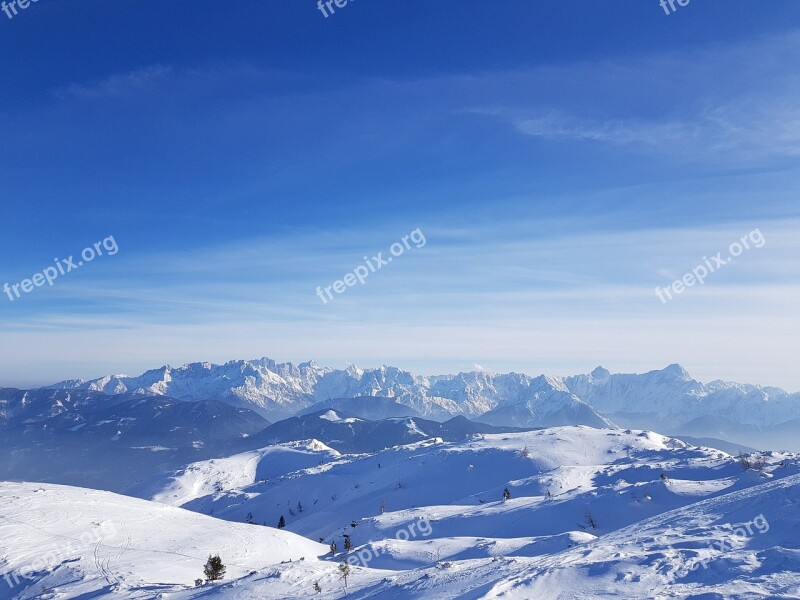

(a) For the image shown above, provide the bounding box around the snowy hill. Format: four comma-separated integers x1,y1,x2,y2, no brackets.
143,427,798,543
3,426,798,599
0,481,326,599
127,427,797,600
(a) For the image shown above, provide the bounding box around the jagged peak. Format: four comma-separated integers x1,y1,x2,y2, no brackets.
661,363,692,379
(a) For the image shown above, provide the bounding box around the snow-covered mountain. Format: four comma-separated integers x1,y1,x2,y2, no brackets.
297,396,424,420
127,427,798,600
3,426,799,599
0,387,269,492
565,364,800,450
45,358,800,450
146,427,794,542
46,359,612,428
49,359,325,422
239,409,527,454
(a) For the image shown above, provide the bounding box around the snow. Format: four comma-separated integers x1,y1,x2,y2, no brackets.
0,482,326,599
318,410,361,424
2,419,798,598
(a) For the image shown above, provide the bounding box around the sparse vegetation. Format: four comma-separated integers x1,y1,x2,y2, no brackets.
583,509,597,530
739,453,767,472
339,559,351,593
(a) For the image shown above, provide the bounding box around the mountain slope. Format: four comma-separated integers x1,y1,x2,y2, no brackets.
0,481,326,599
0,388,268,492
234,410,529,454
566,364,800,450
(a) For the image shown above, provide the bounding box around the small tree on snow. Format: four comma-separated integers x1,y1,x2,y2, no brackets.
330,541,337,555
313,580,322,593
503,488,511,501
339,560,351,593
278,515,286,528
583,509,597,530
344,535,352,551
203,555,226,582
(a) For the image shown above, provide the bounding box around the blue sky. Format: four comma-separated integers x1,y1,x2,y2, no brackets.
1,1,799,389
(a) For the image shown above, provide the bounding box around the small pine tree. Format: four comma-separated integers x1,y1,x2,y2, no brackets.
203,555,226,582
339,560,351,592
297,501,303,513
278,515,286,529
380,498,386,514
330,541,337,555
343,535,352,551
245,512,254,524
314,580,322,594
503,488,511,501
584,509,597,530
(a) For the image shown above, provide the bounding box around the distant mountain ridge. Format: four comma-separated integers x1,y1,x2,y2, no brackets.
47,359,610,428
241,409,529,454
44,358,800,450
0,387,269,492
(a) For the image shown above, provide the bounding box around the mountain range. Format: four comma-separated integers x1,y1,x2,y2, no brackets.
46,358,800,450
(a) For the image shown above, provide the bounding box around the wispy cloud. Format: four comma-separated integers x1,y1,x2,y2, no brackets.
55,65,174,99
2,216,799,389
512,98,800,161
469,31,800,164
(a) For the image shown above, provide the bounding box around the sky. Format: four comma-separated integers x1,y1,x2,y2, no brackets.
1,0,799,390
